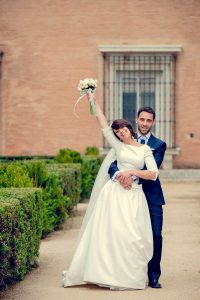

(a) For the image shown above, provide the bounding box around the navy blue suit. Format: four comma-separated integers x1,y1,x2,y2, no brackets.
108,133,166,284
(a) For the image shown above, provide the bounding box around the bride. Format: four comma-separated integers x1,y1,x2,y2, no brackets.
63,96,158,290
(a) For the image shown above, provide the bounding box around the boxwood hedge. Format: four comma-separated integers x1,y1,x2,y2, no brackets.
0,188,42,288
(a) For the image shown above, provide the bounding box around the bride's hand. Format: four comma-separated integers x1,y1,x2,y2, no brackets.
116,175,133,190
86,92,96,102
116,170,133,184
118,170,132,178
86,93,90,101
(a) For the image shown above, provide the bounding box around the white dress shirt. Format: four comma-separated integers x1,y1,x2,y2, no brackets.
137,132,151,145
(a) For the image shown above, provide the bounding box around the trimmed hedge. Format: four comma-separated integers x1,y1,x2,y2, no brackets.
0,161,68,237
0,161,82,237
47,163,82,213
81,156,102,199
41,172,69,237
0,153,99,289
0,163,33,188
84,146,100,156
0,150,103,202
55,148,83,164
53,148,102,200
15,160,71,237
0,188,42,288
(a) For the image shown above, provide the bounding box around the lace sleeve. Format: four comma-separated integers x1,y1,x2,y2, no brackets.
144,145,159,181
102,127,122,151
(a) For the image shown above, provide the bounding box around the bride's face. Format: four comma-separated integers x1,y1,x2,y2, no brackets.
113,127,132,141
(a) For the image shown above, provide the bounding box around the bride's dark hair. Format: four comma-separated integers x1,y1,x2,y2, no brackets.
111,119,136,140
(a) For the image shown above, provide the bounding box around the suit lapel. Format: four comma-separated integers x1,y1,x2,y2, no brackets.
147,134,156,149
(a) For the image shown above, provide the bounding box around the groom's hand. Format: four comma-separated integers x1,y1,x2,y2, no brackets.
116,174,133,190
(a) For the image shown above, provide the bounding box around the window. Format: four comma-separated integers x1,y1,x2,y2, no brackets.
102,52,176,147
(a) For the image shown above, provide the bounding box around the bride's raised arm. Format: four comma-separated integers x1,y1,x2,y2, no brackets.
87,94,108,129
87,93,122,152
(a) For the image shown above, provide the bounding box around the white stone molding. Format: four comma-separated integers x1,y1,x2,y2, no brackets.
98,45,182,54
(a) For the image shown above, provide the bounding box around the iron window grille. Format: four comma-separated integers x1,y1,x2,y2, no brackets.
103,53,176,148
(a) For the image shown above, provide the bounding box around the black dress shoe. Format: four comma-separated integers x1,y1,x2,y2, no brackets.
148,281,162,288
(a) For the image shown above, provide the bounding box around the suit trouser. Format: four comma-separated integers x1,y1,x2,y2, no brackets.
148,203,163,283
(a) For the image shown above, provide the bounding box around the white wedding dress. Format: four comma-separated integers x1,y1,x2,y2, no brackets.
63,127,158,290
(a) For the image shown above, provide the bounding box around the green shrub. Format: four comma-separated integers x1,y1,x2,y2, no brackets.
55,148,83,164
0,160,84,288
21,160,70,237
0,188,42,288
55,146,102,200
42,173,69,236
47,164,82,214
0,161,70,237
0,163,33,188
81,156,102,199
84,146,100,156
55,147,102,201
22,160,48,187
0,155,55,163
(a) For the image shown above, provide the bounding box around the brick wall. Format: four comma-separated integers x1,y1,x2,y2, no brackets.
0,0,199,167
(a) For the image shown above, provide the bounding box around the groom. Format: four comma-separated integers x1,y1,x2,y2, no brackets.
108,106,166,288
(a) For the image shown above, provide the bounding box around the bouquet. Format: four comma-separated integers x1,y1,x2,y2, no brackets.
74,78,97,117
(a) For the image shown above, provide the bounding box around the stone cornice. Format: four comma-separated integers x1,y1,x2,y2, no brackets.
98,45,182,54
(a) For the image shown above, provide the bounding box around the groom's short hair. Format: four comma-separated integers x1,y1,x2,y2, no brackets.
137,107,155,120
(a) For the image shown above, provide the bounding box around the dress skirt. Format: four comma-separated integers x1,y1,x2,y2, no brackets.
63,180,153,290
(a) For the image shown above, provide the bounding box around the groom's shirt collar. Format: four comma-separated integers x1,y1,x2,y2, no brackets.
137,132,151,143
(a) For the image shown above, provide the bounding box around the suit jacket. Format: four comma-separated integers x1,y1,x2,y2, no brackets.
108,133,167,206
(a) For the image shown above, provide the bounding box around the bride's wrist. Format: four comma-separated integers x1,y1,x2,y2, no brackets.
125,170,132,177
130,170,136,176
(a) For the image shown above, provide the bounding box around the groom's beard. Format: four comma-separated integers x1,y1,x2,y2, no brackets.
137,126,152,136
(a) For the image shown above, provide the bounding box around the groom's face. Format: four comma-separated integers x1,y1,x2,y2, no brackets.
136,111,155,135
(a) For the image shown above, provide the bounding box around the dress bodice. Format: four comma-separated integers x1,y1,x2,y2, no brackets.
117,143,146,171
102,127,158,173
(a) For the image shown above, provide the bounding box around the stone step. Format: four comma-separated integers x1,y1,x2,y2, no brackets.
159,169,200,181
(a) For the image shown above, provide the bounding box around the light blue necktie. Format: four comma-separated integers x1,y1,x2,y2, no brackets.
140,138,146,144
